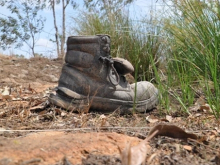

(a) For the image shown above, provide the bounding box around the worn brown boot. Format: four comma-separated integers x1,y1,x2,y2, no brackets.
49,35,158,114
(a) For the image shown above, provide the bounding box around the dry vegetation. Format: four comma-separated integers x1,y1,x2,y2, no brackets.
0,55,220,165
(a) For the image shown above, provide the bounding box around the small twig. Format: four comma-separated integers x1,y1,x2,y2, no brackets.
188,138,220,153
20,158,41,165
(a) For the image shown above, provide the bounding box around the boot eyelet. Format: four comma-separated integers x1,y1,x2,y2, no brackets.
103,46,110,52
101,36,107,42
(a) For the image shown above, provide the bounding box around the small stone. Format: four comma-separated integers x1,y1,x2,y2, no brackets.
49,75,58,82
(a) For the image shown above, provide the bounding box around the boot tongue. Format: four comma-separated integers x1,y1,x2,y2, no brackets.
99,56,119,86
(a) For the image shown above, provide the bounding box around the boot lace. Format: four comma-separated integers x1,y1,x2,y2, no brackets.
99,56,120,86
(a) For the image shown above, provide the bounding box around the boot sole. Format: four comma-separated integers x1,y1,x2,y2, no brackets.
49,87,159,114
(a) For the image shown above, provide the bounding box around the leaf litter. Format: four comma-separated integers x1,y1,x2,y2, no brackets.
0,55,220,164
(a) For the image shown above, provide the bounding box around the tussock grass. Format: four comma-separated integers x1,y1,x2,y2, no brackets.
164,0,220,117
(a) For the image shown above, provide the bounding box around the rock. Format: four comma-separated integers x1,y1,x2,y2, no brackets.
49,75,59,82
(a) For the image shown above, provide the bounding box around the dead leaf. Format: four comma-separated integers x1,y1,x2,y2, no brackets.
195,113,202,117
183,145,192,151
148,123,198,141
146,116,159,123
165,115,173,122
195,95,206,106
61,111,66,117
197,135,208,143
200,104,212,112
120,130,158,165
2,86,10,95
160,115,172,122
99,114,108,127
209,135,216,140
189,96,206,112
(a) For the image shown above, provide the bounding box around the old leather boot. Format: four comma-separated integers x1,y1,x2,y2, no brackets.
49,35,159,114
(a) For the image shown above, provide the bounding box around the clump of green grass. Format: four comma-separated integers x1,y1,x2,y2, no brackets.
164,0,220,117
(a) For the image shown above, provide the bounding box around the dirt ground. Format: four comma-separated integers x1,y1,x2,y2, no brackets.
0,54,220,165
